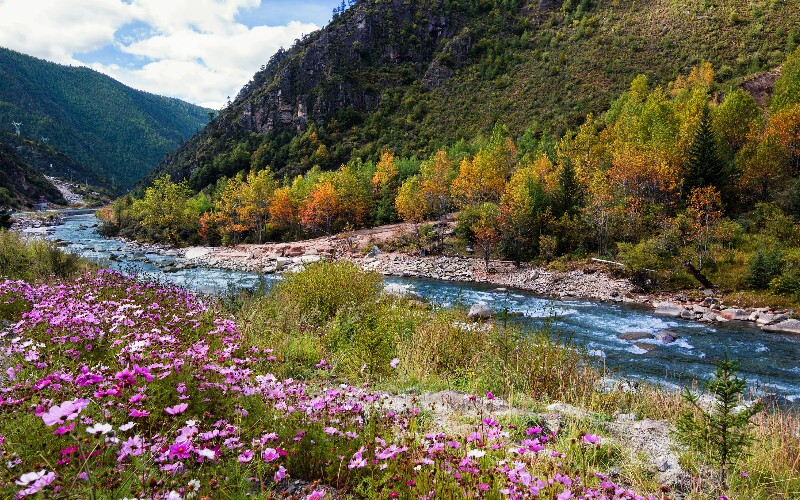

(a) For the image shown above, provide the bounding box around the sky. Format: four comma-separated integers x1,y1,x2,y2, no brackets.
0,0,333,108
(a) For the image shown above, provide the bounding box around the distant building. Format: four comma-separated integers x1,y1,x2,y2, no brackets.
33,198,49,211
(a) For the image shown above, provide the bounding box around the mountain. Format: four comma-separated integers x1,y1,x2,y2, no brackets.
0,132,104,188
148,0,799,192
0,141,65,209
0,47,211,190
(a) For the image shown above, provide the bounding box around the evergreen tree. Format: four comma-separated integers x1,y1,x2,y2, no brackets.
684,104,726,196
555,159,582,216
674,355,762,490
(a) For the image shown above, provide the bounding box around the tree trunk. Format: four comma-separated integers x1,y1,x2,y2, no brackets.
683,261,715,289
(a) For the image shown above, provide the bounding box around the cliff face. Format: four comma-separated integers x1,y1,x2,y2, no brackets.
241,6,458,134
154,0,474,186
149,0,800,193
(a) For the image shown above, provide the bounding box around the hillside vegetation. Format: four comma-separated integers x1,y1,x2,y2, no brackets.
104,46,800,304
0,141,65,209
147,0,800,191
0,47,210,190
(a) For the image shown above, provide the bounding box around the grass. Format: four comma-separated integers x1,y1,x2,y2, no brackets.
0,229,92,282
1,236,798,498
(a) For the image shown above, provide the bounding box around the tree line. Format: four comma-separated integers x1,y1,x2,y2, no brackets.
102,50,800,293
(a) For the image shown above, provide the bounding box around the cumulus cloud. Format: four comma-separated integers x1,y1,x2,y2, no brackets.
0,0,319,108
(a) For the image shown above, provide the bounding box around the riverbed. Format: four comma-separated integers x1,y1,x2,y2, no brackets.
40,213,800,402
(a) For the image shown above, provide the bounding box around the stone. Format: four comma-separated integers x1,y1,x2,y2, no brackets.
762,319,800,335
365,245,381,258
680,309,695,319
467,303,492,321
719,308,750,321
655,330,678,343
383,283,422,300
618,332,655,341
653,302,684,317
756,313,788,326
634,342,658,352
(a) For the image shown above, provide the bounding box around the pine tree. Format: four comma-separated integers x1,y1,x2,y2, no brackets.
555,159,582,216
684,104,726,195
674,355,763,490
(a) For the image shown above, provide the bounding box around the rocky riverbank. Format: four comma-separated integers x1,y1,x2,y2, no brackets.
652,297,799,335
181,239,637,303
9,211,64,233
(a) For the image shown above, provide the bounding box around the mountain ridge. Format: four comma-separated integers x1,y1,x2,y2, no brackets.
0,47,211,190
147,0,800,193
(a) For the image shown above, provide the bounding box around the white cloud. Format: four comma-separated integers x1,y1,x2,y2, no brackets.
0,0,131,64
0,0,319,108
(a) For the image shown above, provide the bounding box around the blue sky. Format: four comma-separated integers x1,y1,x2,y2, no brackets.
0,0,334,108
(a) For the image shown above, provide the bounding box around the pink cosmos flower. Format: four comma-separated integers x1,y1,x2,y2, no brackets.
238,450,253,463
306,490,326,500
274,465,287,482
262,447,279,463
390,358,399,368
164,403,188,415
41,399,89,426
168,441,193,460
53,422,75,435
582,433,602,445
15,470,56,497
129,409,150,418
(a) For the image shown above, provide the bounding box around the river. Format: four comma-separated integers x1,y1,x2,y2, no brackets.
44,213,800,402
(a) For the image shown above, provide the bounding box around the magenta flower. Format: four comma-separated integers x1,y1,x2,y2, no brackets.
53,422,75,435
582,433,602,445
168,441,193,460
238,450,254,463
262,447,279,463
41,399,89,426
164,403,188,415
274,465,287,482
129,409,150,418
390,358,399,368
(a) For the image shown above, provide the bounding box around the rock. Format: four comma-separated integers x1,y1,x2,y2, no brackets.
634,342,658,352
756,313,787,326
719,308,750,321
618,332,655,341
762,319,800,335
653,302,684,317
655,330,678,343
285,246,304,257
467,303,492,321
298,254,322,264
607,418,689,490
675,293,688,302
365,245,381,258
545,403,591,420
274,257,292,271
383,283,422,300
680,309,695,319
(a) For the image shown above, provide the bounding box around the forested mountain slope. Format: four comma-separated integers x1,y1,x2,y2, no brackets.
0,48,210,190
149,0,800,191
0,142,65,209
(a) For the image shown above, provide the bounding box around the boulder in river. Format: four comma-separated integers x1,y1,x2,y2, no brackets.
762,319,800,335
618,332,655,341
653,302,684,317
634,342,658,352
468,303,492,321
655,330,678,343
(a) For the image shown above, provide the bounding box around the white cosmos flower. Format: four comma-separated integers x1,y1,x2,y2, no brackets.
86,423,113,435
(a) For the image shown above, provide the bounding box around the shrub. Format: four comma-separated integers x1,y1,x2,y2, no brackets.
746,248,784,290
0,230,89,281
268,260,382,326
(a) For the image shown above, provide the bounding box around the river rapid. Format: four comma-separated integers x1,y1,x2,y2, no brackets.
42,213,800,403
